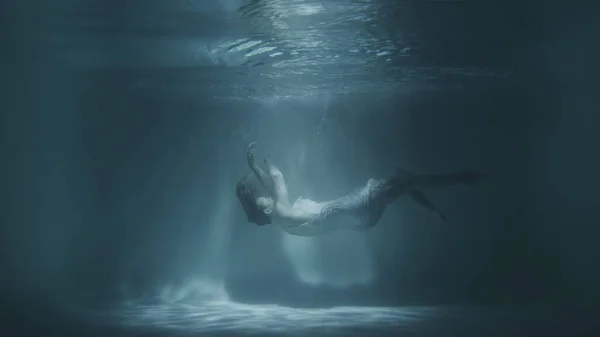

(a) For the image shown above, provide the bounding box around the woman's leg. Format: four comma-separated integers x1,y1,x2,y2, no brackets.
408,190,446,221
381,167,485,201
309,168,483,230
413,172,485,188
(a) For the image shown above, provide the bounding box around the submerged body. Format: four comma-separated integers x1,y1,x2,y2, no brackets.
236,142,483,236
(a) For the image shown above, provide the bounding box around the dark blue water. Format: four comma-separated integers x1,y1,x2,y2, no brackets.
3,1,599,337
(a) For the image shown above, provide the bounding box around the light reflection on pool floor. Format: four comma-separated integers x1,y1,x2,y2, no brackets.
113,300,441,334
86,299,583,337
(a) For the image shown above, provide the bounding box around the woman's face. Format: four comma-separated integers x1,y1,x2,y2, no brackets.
256,197,274,214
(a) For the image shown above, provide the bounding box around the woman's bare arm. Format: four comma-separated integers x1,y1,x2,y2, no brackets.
263,158,291,207
246,142,276,198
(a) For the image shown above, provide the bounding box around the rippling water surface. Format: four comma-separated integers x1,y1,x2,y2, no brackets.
45,0,517,99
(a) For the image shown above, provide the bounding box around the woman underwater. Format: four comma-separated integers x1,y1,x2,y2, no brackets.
236,142,484,236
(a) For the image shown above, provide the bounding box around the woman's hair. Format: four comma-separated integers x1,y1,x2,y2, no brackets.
236,173,272,226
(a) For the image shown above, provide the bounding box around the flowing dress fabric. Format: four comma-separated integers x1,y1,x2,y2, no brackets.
284,179,388,236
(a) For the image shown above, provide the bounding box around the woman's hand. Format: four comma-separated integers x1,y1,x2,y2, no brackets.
246,141,256,166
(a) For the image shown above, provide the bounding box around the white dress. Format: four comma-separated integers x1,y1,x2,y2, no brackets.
276,179,385,237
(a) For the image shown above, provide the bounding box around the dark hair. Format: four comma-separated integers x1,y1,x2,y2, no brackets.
236,173,272,226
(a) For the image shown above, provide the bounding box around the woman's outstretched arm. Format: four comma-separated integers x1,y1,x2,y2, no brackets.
246,142,275,198
245,142,291,207
263,158,291,208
